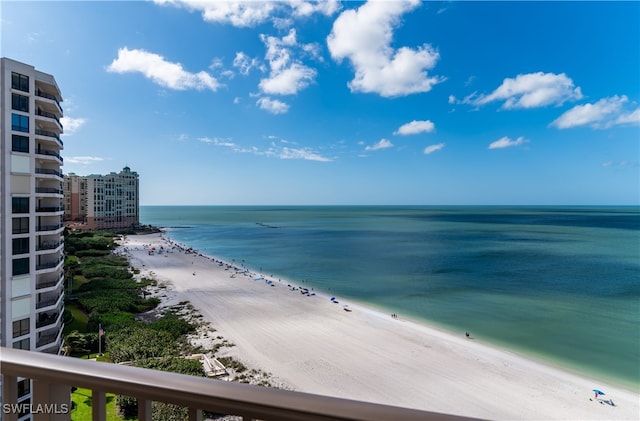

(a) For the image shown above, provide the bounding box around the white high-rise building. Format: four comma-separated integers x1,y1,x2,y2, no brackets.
1,58,65,366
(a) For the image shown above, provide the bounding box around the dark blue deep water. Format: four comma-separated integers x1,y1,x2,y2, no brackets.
140,206,640,389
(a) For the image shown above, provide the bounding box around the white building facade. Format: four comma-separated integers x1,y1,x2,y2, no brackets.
1,58,65,381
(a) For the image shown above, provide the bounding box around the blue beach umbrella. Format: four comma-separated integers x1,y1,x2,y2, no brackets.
593,389,605,396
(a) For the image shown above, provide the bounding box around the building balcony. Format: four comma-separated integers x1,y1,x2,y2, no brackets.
35,187,63,195
36,239,64,252
35,128,63,147
36,308,63,330
35,325,63,349
36,271,63,290
36,224,64,234
35,88,63,113
36,289,63,310
35,148,63,164
36,256,64,272
0,348,470,421
36,205,64,214
35,108,64,132
36,167,64,179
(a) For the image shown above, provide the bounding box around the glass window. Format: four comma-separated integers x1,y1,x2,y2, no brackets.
11,72,29,92
11,113,29,133
18,379,31,398
12,258,29,276
12,197,29,213
12,238,29,255
12,135,29,153
13,338,30,350
13,318,30,338
12,217,29,234
12,93,29,112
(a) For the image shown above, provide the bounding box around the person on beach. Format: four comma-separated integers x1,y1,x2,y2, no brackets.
466,332,470,338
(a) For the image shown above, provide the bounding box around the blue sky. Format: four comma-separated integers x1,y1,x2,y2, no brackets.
3,1,639,205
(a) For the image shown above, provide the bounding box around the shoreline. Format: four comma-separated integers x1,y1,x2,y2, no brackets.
119,232,639,420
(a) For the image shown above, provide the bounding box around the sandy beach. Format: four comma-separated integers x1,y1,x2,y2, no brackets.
118,232,638,420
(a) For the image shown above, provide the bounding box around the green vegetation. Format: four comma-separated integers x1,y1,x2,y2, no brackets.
63,230,202,419
63,229,276,419
63,304,89,334
71,388,121,421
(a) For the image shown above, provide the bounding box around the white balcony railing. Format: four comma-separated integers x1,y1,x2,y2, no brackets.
0,348,477,421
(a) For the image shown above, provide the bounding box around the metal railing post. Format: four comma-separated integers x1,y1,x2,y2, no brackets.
92,390,106,421
138,399,152,421
2,375,19,421
32,380,70,421
189,407,203,421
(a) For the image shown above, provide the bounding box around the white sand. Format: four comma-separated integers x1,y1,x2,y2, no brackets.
119,233,639,420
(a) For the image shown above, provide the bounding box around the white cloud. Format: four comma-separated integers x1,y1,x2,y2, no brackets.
208,138,333,162
423,143,445,155
233,52,263,76
289,0,341,17
394,120,435,135
257,97,290,114
550,95,637,129
107,47,220,91
462,72,583,109
278,147,333,162
60,117,87,136
260,63,316,95
327,0,444,97
153,0,339,28
198,137,236,147
488,136,528,149
65,156,104,165
259,29,317,95
616,108,640,125
365,139,393,151
602,160,638,168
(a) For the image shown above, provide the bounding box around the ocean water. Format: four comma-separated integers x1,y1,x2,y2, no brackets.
140,206,640,390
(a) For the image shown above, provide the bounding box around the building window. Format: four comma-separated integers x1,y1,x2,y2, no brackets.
12,238,29,255
12,93,29,112
13,338,30,350
12,197,29,213
12,258,29,276
12,134,29,153
11,113,29,133
11,72,29,92
18,379,31,398
12,217,29,234
13,318,30,338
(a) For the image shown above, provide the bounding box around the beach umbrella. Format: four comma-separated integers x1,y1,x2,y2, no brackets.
593,389,605,396
330,297,335,301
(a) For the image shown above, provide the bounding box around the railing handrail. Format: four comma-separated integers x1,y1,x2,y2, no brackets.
35,148,63,162
37,240,64,251
0,347,472,421
36,224,64,232
36,167,63,177
35,187,63,194
35,109,64,130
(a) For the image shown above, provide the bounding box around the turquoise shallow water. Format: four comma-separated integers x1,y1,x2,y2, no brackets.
140,206,640,390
